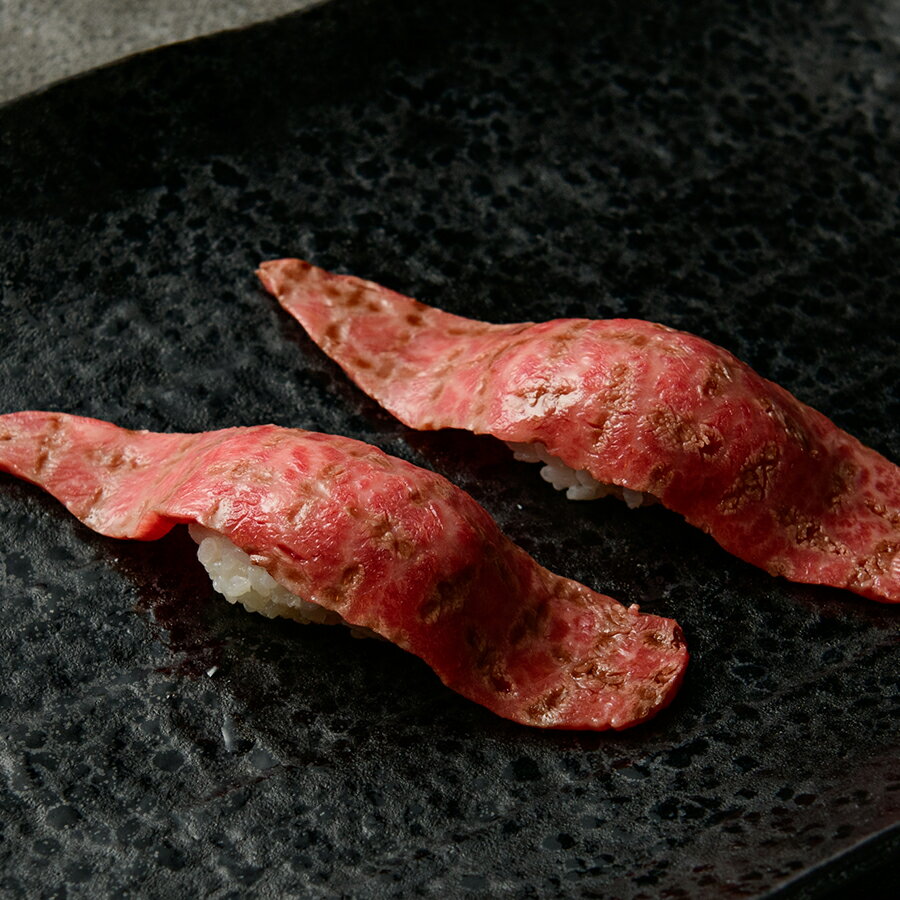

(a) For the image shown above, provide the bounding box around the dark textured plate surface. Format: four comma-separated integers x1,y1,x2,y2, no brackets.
1,0,898,896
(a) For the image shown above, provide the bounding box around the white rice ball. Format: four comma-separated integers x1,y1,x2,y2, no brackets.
506,442,651,508
188,524,376,638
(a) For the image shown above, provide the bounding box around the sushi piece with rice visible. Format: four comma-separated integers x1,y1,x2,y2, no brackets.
0,411,688,731
258,259,900,604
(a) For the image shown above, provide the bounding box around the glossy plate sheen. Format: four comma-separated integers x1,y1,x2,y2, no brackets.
0,1,898,897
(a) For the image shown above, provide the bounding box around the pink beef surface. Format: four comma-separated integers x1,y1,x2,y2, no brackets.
0,411,687,730
259,258,900,604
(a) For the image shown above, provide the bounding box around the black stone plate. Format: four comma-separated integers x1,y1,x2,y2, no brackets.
1,1,898,896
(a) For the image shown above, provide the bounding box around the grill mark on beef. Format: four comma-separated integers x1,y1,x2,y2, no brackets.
507,601,550,646
32,416,64,476
419,567,477,624
865,498,900,526
518,381,576,409
276,542,307,564
826,460,858,511
569,661,625,686
851,540,899,586
544,321,592,361
759,396,812,450
646,407,721,456
333,563,366,604
527,686,568,720
720,442,780,513
606,328,650,348
774,507,846,554
700,360,734,397
584,362,633,433
645,462,675,497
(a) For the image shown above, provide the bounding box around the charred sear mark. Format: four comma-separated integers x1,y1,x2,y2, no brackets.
826,460,858,511
281,496,315,528
374,358,396,380
325,279,365,307
592,630,627,652
645,462,674,496
526,686,568,721
367,513,391,538
322,563,365,607
290,260,313,278
204,456,258,482
316,462,344,483
630,686,662,721
32,417,65,475
275,542,307,564
654,663,681,685
475,331,536,371
519,381,575,410
719,443,780,513
765,556,790,577
700,361,734,397
759,396,812,450
774,507,845,554
606,328,650,348
851,541,899,587
464,626,504,679
865,498,900,526
569,660,625,685
403,485,429,507
472,339,517,376
96,448,137,472
545,322,592,362
507,601,550,646
227,458,258,480
261,431,288,450
601,362,632,410
32,446,50,475
586,362,633,432
323,323,341,344
445,346,467,366
646,407,721,456
376,528,417,559
419,567,477,624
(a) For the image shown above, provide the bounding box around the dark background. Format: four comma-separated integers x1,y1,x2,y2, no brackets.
0,0,898,896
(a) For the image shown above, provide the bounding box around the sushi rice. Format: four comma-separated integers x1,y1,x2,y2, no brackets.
506,442,651,508
189,524,375,638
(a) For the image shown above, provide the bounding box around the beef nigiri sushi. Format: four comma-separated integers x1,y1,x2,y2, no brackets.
258,259,900,604
0,412,688,731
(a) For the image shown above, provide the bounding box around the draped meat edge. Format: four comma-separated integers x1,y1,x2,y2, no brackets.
257,258,900,604
0,411,688,731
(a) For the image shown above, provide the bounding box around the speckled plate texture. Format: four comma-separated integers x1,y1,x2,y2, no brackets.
0,0,898,896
